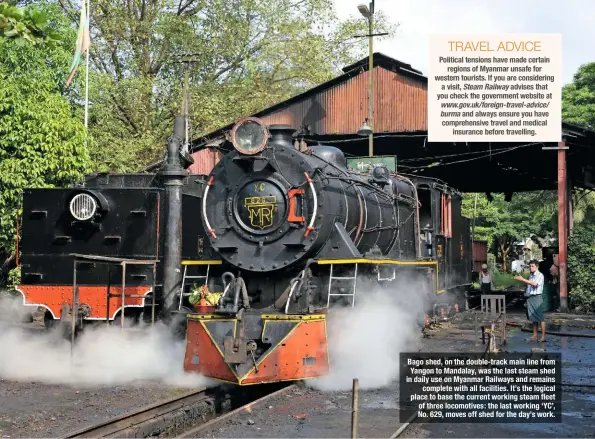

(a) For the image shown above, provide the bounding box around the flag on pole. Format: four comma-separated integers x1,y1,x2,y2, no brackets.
65,0,91,87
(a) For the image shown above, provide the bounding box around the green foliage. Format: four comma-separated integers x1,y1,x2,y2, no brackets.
55,0,397,171
0,2,60,44
461,193,501,248
0,5,91,256
462,192,557,271
7,265,20,291
492,269,518,291
573,189,595,225
568,221,595,312
562,62,595,130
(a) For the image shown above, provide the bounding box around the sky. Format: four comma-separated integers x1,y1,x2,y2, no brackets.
334,0,595,86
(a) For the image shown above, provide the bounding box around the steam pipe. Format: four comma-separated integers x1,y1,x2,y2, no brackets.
217,272,235,309
159,115,188,311
239,277,250,308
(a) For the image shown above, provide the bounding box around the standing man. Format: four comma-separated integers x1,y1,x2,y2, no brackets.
479,264,493,295
515,259,546,342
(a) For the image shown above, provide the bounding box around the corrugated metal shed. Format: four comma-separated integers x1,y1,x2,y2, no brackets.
191,52,427,147
188,149,220,175
254,68,427,135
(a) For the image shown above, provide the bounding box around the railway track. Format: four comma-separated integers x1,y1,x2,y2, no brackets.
63,383,293,438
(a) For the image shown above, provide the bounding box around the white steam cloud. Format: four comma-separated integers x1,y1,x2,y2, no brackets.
308,274,432,391
0,308,212,388
0,292,33,324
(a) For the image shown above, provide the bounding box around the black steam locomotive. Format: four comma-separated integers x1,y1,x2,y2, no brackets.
16,116,473,384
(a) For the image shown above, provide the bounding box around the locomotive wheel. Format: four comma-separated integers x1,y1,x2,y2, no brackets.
112,309,140,328
58,317,83,341
43,312,83,340
43,311,58,330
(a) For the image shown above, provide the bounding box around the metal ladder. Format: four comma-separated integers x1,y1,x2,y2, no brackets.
178,264,211,310
326,263,358,308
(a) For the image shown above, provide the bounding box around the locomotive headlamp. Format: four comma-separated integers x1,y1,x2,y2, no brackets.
231,117,269,155
69,192,98,221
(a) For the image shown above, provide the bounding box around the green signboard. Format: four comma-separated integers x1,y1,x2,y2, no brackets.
346,155,397,173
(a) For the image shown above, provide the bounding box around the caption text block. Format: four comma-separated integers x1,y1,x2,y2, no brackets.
400,352,562,423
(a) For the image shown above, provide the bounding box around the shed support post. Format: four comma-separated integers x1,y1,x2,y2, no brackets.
557,140,568,313
568,180,574,236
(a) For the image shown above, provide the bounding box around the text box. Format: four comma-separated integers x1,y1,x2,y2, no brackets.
428,34,562,142
399,352,562,423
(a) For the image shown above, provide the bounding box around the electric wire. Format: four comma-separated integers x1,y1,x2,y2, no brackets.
397,143,544,170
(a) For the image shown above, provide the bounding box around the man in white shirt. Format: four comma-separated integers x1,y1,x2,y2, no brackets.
515,259,546,342
479,264,493,295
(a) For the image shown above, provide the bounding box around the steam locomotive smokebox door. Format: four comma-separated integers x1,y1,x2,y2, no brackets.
435,235,447,292
236,180,287,232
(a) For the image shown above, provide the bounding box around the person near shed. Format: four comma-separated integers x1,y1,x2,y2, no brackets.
514,259,546,342
479,264,493,295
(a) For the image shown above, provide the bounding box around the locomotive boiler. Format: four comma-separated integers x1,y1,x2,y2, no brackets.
203,119,419,273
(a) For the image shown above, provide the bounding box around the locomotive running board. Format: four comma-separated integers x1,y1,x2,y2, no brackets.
315,258,441,294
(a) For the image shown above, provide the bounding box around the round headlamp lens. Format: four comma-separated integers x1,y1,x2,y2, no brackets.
231,118,268,155
69,193,97,221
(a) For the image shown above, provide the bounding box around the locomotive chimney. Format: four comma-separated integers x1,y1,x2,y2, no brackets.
268,125,296,149
159,115,188,312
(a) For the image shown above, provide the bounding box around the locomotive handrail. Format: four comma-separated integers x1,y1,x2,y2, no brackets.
309,150,396,203
303,172,317,237
285,274,304,314
392,174,422,258
316,258,438,265
202,176,216,238
215,283,232,309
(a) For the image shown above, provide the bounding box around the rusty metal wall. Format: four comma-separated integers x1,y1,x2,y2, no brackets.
472,240,488,272
257,67,427,134
188,149,220,175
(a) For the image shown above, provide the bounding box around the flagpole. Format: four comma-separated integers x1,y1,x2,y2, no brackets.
84,0,90,143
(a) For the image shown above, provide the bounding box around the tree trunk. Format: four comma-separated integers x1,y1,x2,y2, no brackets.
499,240,511,273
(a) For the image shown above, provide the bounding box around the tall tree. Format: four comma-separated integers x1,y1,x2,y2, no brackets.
54,0,396,171
562,62,595,130
0,3,90,264
0,1,60,43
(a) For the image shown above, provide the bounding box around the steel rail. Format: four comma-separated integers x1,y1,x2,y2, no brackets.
178,383,297,438
63,387,209,438
390,411,418,438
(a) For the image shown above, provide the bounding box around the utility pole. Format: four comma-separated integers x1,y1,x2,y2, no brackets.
172,52,201,155
356,0,388,157
367,1,374,157
183,70,190,154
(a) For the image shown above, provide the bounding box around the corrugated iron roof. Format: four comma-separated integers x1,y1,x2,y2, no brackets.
341,52,424,76
188,52,427,150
